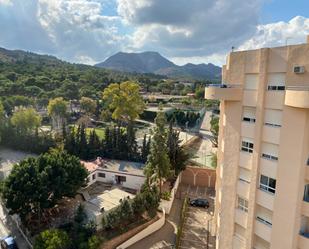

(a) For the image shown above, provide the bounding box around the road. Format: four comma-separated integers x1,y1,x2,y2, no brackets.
0,202,31,248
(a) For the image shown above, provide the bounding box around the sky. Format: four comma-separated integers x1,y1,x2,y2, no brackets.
0,0,308,66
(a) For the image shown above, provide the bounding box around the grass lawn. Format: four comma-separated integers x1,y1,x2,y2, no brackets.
70,125,105,140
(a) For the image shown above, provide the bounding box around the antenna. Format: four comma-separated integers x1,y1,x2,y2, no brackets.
285,37,292,46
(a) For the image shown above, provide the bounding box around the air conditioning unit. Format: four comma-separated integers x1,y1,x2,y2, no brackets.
293,66,305,74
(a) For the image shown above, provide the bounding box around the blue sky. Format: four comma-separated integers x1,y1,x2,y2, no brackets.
0,0,308,66
261,0,309,23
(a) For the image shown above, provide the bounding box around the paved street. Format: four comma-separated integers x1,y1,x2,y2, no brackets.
0,202,31,249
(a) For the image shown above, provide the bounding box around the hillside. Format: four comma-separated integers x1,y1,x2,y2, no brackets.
0,47,160,108
96,51,221,80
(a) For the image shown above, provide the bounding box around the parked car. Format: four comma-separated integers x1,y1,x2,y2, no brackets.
189,198,209,208
0,236,18,249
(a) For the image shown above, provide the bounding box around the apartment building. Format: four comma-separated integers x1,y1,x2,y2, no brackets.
205,36,309,249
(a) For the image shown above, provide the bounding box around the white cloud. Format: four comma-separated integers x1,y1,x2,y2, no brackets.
0,0,12,6
0,0,308,67
117,0,261,58
239,16,309,50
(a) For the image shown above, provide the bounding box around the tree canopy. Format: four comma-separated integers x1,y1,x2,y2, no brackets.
144,110,171,194
34,229,71,249
2,149,88,221
11,107,41,135
102,81,145,122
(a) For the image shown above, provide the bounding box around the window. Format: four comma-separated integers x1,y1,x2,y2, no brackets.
241,141,254,153
242,107,256,123
260,175,276,194
267,73,285,91
304,184,309,202
237,196,248,212
261,143,279,161
98,172,106,178
245,74,258,90
264,109,282,127
261,153,278,161
239,168,251,184
92,174,96,180
256,216,272,226
267,85,285,91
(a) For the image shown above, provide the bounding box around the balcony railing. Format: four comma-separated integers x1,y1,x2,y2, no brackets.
207,83,242,88
285,86,309,108
300,231,309,239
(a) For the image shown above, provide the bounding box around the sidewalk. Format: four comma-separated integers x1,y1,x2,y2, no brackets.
129,198,182,249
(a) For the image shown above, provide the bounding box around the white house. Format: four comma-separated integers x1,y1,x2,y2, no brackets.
83,188,135,228
81,157,146,191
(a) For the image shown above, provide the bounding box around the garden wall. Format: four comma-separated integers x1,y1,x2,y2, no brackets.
180,166,216,188
160,174,181,214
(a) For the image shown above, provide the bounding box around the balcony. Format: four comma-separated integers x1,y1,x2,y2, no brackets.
205,84,243,101
237,180,250,199
285,86,309,108
255,218,272,242
235,209,248,227
256,189,274,211
299,216,309,248
298,234,309,249
306,165,309,181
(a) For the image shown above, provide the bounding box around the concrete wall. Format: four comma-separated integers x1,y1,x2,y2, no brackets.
180,166,216,188
87,169,146,190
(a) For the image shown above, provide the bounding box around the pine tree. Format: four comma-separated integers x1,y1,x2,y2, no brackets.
144,111,171,194
127,122,138,161
167,121,190,175
88,129,101,159
79,124,88,159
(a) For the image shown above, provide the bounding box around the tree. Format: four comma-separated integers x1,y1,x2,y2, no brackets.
167,122,190,175
210,152,217,168
11,107,42,135
210,115,219,147
47,97,68,133
144,110,171,194
2,149,88,222
34,229,71,249
102,81,145,123
80,97,97,115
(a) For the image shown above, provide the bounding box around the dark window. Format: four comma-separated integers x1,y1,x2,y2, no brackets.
241,141,254,153
262,153,278,161
98,173,106,178
243,117,256,123
267,85,285,91
92,174,96,180
260,175,276,194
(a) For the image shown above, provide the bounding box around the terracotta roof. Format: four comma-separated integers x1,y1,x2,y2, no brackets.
81,161,99,173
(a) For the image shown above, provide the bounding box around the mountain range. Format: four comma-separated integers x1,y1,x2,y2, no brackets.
95,51,221,80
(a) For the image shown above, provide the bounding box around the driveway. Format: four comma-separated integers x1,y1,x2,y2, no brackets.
128,198,182,249
178,184,216,249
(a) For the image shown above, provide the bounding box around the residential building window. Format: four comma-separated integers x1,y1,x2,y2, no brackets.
98,172,106,178
241,141,254,153
243,117,256,123
256,216,272,226
237,196,248,212
260,175,276,194
92,174,96,180
264,109,282,128
242,107,256,123
261,153,278,161
264,122,281,128
267,85,285,91
304,184,309,202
